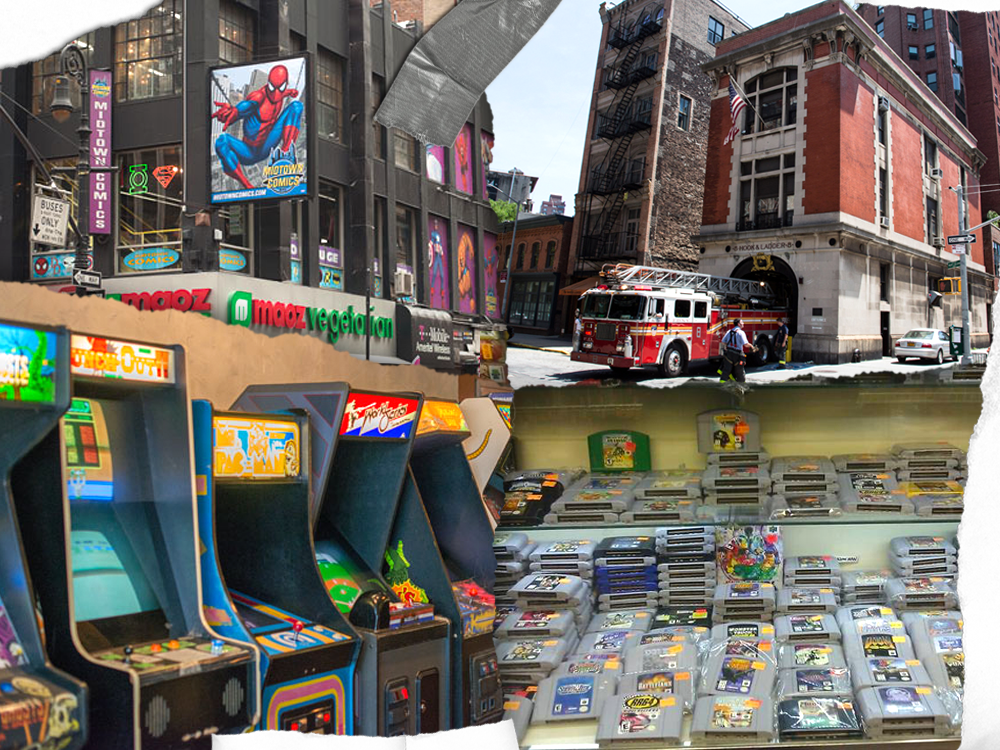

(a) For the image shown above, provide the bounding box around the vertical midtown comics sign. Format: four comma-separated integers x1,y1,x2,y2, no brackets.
209,55,309,203
90,70,112,234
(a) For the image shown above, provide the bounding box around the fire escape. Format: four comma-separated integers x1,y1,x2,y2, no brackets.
576,7,662,273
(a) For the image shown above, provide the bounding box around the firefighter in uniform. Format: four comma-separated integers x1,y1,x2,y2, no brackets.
775,317,790,368
719,319,756,384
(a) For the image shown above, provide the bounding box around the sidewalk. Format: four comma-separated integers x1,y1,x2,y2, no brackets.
507,332,574,355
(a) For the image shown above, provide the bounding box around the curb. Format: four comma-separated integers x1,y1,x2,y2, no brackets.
509,343,572,357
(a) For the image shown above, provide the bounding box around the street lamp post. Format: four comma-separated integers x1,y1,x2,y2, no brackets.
50,43,91,296
489,172,524,322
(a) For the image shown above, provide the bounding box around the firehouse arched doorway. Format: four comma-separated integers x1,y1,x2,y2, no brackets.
730,254,799,332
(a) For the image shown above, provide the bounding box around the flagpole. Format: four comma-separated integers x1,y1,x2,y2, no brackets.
730,75,768,135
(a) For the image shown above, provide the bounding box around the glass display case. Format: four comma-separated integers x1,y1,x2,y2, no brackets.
494,375,975,750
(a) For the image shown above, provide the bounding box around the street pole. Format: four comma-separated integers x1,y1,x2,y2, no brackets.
491,170,523,322
955,185,971,363
57,44,91,296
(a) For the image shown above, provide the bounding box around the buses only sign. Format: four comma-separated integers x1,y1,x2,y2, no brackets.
32,194,70,247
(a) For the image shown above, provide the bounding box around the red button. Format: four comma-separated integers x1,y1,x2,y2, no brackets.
323,713,331,723
401,688,409,700
291,722,298,731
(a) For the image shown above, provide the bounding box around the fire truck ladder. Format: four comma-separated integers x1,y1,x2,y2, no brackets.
602,264,776,301
579,9,662,268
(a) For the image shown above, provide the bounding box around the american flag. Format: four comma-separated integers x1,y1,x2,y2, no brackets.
724,81,746,145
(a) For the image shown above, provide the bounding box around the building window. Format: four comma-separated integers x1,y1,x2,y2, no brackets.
393,129,419,172
908,46,919,60
218,0,255,64
319,182,342,250
924,9,934,29
907,13,917,30
876,19,884,38
708,17,724,45
117,145,184,256
926,44,936,59
395,204,418,278
516,243,526,270
924,135,938,173
114,0,183,102
879,167,887,217
545,240,556,269
530,242,540,269
678,95,692,130
642,50,658,69
880,263,890,302
316,49,344,143
878,105,887,145
508,279,554,328
926,196,939,243
373,75,386,160
739,153,796,231
624,208,641,255
31,35,95,115
743,68,797,135
877,6,884,15
927,72,938,92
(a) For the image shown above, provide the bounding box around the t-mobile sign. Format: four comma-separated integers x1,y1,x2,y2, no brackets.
89,70,112,235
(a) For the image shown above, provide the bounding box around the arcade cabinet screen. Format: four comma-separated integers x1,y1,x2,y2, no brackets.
315,537,391,616
63,399,166,633
0,592,27,668
232,598,287,634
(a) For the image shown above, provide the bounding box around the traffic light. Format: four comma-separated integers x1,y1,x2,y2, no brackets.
938,278,961,295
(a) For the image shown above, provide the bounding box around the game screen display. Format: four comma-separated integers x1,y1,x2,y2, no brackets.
0,592,27,668
233,598,288,634
0,323,59,404
315,537,391,616
63,398,167,629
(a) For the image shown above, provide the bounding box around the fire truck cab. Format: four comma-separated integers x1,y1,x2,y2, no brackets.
571,264,787,377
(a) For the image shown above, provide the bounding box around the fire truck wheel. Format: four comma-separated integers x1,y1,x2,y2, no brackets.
749,337,772,367
658,344,687,378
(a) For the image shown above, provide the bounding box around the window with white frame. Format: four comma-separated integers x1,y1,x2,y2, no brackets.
708,17,724,45
742,68,797,135
678,95,692,130
739,152,796,231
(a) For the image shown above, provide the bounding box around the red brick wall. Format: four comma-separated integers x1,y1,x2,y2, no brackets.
701,94,734,225
890,114,924,243
803,65,842,215
715,1,843,57
840,75,877,222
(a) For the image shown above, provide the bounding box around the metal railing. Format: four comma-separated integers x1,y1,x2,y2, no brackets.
736,213,794,232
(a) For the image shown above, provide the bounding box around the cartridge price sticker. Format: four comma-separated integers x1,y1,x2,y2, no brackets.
916,687,932,695
892,636,907,643
752,661,766,670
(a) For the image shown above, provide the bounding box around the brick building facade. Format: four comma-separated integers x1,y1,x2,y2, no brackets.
499,213,574,334
695,0,992,364
372,0,457,30
565,0,749,284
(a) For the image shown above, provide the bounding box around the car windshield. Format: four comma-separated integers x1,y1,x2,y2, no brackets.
608,295,646,321
581,293,612,319
902,330,935,340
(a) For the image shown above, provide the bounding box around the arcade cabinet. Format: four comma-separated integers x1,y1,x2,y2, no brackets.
11,334,256,748
231,385,451,736
382,399,504,728
459,396,514,527
0,321,87,750
192,402,359,735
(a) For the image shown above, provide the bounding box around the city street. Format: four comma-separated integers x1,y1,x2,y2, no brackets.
506,333,987,389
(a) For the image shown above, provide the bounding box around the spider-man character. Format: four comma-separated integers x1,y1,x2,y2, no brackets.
213,64,303,190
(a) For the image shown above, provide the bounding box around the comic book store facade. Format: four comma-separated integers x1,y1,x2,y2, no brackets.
0,0,503,371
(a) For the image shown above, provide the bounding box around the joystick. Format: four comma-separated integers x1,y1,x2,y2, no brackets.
292,620,304,644
123,645,133,665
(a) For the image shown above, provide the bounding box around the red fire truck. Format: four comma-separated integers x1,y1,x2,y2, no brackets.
571,264,790,377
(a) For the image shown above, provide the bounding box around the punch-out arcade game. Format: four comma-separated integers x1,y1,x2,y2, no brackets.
231,384,451,736
192,402,358,735
0,321,86,750
11,334,255,748
391,399,504,728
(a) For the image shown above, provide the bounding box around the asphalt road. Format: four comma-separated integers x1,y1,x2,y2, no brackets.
506,335,979,389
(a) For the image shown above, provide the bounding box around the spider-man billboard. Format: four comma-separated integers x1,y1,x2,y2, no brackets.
209,55,309,203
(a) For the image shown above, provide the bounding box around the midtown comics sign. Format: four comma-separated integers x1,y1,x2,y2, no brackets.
228,291,394,345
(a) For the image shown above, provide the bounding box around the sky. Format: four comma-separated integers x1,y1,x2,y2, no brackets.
483,0,984,215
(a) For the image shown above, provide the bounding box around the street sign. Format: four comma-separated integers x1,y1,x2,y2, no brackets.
31,194,70,247
72,269,103,289
947,234,976,245
947,260,960,269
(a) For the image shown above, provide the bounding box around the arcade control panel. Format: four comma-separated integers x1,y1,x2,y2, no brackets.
93,637,250,684
230,592,352,656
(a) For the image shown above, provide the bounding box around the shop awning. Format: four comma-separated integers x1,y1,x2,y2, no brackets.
559,276,602,296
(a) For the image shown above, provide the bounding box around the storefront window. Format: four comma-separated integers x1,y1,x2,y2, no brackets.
220,204,252,250
31,34,95,115
316,48,344,143
117,145,183,246
319,182,342,249
509,279,555,327
114,0,184,102
219,0,255,65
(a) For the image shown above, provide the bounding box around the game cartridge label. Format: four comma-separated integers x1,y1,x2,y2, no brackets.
861,634,900,658
791,645,832,666
524,575,569,592
942,653,964,688
716,657,757,694
593,631,630,651
710,697,757,729
790,616,826,634
932,635,963,653
641,646,685,671
617,695,666,734
636,671,675,693
878,686,930,715
868,658,914,683
796,669,840,693
504,642,543,662
551,676,594,716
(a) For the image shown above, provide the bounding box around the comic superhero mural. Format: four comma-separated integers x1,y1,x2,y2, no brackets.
427,216,451,310
454,123,473,195
210,56,309,203
483,232,499,319
456,224,477,314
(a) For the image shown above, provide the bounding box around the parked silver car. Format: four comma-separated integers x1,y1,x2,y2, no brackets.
895,328,953,364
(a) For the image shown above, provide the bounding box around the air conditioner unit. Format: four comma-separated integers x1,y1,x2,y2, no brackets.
394,269,414,297
880,216,890,229
932,236,945,248
930,168,943,179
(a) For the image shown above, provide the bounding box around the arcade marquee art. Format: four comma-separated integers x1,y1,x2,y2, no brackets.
210,56,309,203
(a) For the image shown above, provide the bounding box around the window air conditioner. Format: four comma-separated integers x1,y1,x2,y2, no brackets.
932,236,945,248
395,269,414,297
880,216,890,229
930,168,943,179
